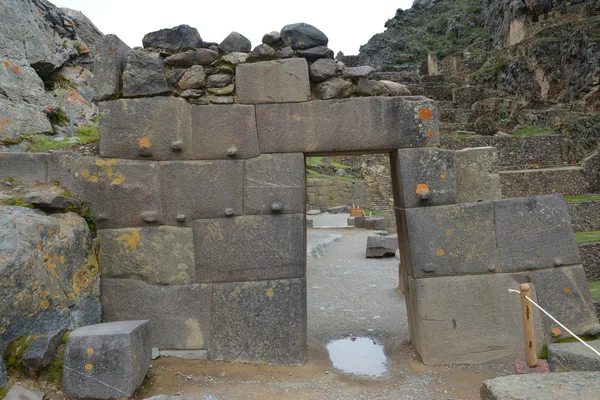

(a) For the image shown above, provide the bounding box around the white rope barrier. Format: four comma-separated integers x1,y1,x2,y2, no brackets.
62,365,132,396
508,288,600,358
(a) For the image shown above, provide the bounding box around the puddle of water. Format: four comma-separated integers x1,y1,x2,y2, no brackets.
326,337,388,377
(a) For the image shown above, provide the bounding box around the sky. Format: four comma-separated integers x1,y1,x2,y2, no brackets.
50,0,414,55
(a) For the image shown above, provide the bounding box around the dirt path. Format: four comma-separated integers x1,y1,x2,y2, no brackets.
137,229,514,400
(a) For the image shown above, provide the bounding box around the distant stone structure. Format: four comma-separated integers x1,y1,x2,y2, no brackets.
1,22,598,373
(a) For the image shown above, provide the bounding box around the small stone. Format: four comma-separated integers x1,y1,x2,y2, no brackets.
355,80,389,96
22,329,67,370
171,140,184,151
296,46,334,61
219,32,251,54
227,146,238,156
178,65,206,90
205,66,234,75
22,191,80,210
167,69,186,86
224,208,234,217
336,168,345,176
206,84,235,95
142,24,203,52
262,31,283,46
276,46,294,58
221,52,249,65
315,78,353,100
249,44,276,60
280,23,328,50
176,214,186,222
165,49,218,67
419,190,432,201
179,89,205,99
207,95,234,104
342,66,376,79
379,80,411,96
206,73,233,88
309,59,336,82
188,97,209,105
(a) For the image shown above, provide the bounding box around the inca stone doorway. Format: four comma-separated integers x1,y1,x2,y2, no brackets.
12,48,597,366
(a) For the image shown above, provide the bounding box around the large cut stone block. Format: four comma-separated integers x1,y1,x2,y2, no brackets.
256,96,439,153
210,278,306,364
0,153,49,183
236,58,310,104
533,266,600,342
366,235,398,258
48,154,164,229
193,214,305,282
159,160,244,226
406,273,544,365
392,148,457,208
405,201,499,278
191,105,260,160
99,98,192,160
548,339,600,372
494,195,581,271
101,279,211,349
455,147,502,203
98,226,194,285
63,320,151,399
94,34,130,101
244,153,305,215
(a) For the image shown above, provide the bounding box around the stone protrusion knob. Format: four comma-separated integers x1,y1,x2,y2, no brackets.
176,214,186,222
271,202,282,213
224,207,234,217
138,147,152,157
419,190,431,201
141,211,159,222
171,140,184,151
226,146,238,157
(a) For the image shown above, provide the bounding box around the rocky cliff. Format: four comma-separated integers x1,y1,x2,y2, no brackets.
0,0,103,143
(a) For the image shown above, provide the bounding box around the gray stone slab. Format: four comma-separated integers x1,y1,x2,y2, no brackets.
494,195,581,271
100,279,211,349
191,105,259,160
533,266,600,342
48,154,164,229
406,273,544,365
548,339,600,372
94,34,130,101
455,147,502,203
193,214,305,282
63,320,151,399
393,148,457,208
480,372,600,400
365,217,386,230
366,235,398,258
0,153,49,183
99,98,192,160
21,328,66,370
98,226,194,285
159,160,244,226
236,58,311,104
210,278,306,364
355,216,366,228
405,201,499,278
122,49,172,98
5,384,43,400
256,97,439,154
244,153,305,215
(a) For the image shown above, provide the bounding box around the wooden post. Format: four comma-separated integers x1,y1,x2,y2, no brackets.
520,283,537,367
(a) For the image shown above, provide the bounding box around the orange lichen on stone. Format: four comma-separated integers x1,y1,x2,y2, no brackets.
436,249,445,256
67,89,87,105
12,64,20,73
266,287,274,298
2,61,9,67
85,364,93,371
139,137,151,148
564,287,571,293
0,119,11,133
552,327,561,336
89,176,98,183
445,229,452,236
1,154,9,159
416,183,430,195
111,173,125,185
419,107,433,120
87,348,94,356
81,73,89,79
440,173,446,180
46,106,53,111
116,230,140,250
110,48,116,55
427,130,435,137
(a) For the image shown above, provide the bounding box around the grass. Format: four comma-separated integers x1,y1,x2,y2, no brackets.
305,156,352,170
589,281,600,299
24,124,99,152
575,231,600,244
564,194,600,202
363,209,389,216
512,124,558,137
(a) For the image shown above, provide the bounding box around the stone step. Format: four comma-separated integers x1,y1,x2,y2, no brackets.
566,198,600,232
440,134,565,170
500,166,588,198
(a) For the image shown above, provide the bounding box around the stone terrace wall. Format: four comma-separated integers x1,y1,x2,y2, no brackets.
306,177,369,210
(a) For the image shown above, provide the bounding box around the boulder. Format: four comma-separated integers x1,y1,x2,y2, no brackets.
315,78,354,100
221,52,249,65
365,217,386,230
94,34,130,101
249,44,276,60
142,25,202,52
379,80,411,96
309,59,336,82
63,320,151,399
262,31,283,46
122,49,172,97
276,46,295,58
178,65,206,90
480,372,600,400
355,79,389,96
21,329,67,370
164,49,218,67
22,191,80,210
366,235,398,258
206,73,233,88
296,46,334,61
219,32,251,54
548,339,600,372
280,23,328,50
342,66,376,79
0,206,100,386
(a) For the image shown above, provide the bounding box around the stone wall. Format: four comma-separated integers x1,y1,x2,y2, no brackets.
306,177,369,211
567,201,600,232
580,242,600,281
500,167,588,198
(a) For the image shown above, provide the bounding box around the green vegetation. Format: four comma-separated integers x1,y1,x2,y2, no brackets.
363,209,389,216
469,55,508,82
0,198,33,208
575,231,600,244
23,124,99,152
4,335,37,373
512,124,558,137
306,156,351,170
589,281,600,299
556,335,600,344
560,114,600,162
0,385,9,399
43,72,78,92
539,344,548,359
47,109,69,130
564,194,600,202
82,208,97,236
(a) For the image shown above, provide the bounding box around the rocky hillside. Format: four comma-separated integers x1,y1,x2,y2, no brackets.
0,0,103,147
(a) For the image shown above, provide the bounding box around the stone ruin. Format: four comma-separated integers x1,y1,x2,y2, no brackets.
1,22,600,386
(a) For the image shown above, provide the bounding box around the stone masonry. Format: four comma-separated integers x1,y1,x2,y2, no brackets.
1,22,598,367
306,177,369,211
